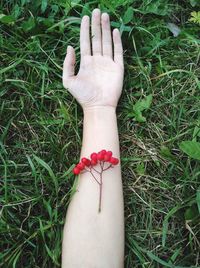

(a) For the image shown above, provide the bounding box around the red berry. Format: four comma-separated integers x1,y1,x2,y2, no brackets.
107,151,113,158
77,162,85,170
97,151,104,161
81,157,87,163
91,159,97,165
109,157,119,165
73,167,80,175
114,158,119,165
90,152,97,161
86,159,91,166
81,157,91,166
104,153,111,161
100,149,107,156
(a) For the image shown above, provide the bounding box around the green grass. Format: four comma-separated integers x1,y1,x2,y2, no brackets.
0,0,200,267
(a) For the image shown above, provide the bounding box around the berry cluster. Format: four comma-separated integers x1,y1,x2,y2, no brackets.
73,149,119,175
72,149,119,213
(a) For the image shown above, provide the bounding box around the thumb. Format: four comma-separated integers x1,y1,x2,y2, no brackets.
63,46,76,87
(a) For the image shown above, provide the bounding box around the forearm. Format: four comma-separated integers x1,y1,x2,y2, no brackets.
81,106,120,159
62,106,124,268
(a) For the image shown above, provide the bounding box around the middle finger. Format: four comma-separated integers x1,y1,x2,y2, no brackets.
91,9,102,55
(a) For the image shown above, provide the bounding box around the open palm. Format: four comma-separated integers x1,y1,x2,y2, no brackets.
62,9,124,110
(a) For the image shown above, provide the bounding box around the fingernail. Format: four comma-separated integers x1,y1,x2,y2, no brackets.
93,8,100,15
102,13,109,21
82,15,89,21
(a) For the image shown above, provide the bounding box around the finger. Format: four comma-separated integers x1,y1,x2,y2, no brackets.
80,15,91,56
91,8,102,55
113,28,123,66
101,13,112,58
63,45,76,79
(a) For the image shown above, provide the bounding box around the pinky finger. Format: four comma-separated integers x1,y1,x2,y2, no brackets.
113,29,123,67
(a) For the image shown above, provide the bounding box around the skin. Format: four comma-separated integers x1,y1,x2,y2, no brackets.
62,8,124,268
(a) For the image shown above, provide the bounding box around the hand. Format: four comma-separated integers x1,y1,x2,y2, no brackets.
62,8,124,110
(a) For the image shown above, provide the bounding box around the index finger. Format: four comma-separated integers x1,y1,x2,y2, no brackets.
80,15,91,57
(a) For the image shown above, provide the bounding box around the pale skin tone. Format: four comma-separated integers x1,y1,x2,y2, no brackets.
62,8,124,268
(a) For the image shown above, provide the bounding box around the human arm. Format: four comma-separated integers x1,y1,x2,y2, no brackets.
62,9,124,268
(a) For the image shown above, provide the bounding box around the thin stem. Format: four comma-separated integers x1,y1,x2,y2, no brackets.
103,164,113,171
90,166,101,174
102,161,104,170
98,172,103,213
90,171,101,185
100,161,103,169
81,161,115,213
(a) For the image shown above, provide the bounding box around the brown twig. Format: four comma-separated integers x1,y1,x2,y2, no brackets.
90,170,101,185
103,164,113,171
98,172,103,213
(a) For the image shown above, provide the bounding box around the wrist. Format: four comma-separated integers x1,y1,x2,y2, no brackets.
83,105,116,115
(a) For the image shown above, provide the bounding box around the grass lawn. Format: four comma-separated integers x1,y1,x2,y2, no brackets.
0,1,200,267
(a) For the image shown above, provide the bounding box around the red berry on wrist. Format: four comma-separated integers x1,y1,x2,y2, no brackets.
104,152,111,161
73,167,81,175
114,158,119,165
81,157,91,166
100,149,107,156
77,162,85,170
97,151,104,161
109,157,119,165
86,159,91,166
91,159,97,165
107,151,113,158
90,152,97,161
